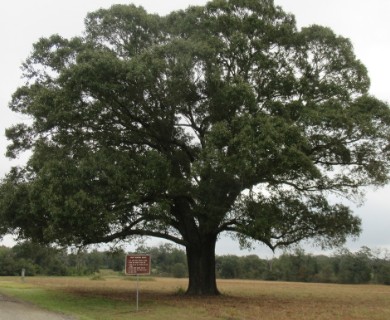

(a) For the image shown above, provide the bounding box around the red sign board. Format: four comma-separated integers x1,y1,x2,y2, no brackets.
125,254,151,275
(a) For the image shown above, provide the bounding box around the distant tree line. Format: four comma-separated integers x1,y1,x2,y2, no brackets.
1,242,389,285
0,242,125,276
216,247,390,285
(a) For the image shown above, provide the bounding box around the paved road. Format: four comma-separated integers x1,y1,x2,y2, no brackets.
0,294,74,320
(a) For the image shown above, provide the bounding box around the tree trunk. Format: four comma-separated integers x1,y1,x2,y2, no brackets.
185,235,220,295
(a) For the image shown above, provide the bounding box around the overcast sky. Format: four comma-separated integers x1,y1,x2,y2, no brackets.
0,0,389,256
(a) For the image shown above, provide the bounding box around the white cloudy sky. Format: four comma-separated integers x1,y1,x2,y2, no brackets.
0,0,389,256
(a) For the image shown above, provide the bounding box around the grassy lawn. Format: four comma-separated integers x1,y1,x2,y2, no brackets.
0,276,390,320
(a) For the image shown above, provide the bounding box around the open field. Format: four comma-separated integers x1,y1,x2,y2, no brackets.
0,276,390,320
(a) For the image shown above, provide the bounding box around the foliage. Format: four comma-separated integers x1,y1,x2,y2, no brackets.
1,0,390,294
217,246,390,285
272,248,318,282
0,242,67,276
136,243,188,277
333,247,372,284
0,242,187,278
2,243,390,285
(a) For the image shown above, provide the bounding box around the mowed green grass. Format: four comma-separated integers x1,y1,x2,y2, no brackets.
0,276,389,320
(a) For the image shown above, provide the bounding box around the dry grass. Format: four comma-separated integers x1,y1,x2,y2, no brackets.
1,276,390,319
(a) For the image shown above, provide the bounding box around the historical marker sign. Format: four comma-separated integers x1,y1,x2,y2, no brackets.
125,254,151,275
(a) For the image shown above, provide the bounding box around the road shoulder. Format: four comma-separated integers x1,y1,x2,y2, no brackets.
0,293,75,320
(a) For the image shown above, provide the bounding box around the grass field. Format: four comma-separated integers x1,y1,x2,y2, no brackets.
0,275,389,320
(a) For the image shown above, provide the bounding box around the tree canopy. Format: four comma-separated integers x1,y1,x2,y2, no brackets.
1,0,390,295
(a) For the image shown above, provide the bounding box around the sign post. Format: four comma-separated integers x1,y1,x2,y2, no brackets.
125,254,151,311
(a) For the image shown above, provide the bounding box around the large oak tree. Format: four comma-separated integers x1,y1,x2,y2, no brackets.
1,0,390,295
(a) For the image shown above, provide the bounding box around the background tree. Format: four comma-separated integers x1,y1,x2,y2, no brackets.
136,243,188,276
333,247,372,284
1,0,390,295
370,248,390,285
273,248,318,282
105,248,127,272
0,246,22,276
12,242,68,275
217,255,242,279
